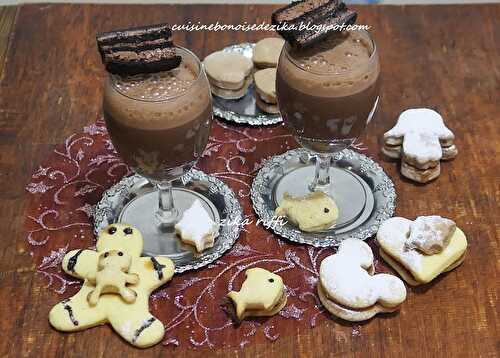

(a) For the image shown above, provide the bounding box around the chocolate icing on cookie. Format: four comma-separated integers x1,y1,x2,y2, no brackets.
62,299,79,326
132,317,156,343
150,257,166,280
97,23,181,75
272,0,357,48
67,249,84,273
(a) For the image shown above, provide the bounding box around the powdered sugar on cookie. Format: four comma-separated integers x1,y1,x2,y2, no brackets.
406,216,456,255
175,199,219,252
402,131,443,164
319,239,406,309
384,108,454,142
376,217,423,271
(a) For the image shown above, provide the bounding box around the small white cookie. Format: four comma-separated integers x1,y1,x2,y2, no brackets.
377,216,468,286
203,51,253,90
383,108,458,183
253,37,285,68
175,199,219,252
275,191,339,232
318,239,406,322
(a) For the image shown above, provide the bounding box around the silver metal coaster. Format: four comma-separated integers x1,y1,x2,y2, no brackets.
94,169,244,273
212,43,283,126
251,148,396,247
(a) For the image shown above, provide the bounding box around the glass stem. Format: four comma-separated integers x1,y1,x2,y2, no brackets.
155,181,178,227
309,154,332,192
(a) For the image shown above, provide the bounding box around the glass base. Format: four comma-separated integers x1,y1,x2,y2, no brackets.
119,187,219,257
273,165,372,231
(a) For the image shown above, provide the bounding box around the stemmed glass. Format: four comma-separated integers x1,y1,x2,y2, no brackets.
275,30,380,229
103,47,214,253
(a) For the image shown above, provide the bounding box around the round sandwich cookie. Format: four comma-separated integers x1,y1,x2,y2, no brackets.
209,75,253,100
203,51,253,99
254,68,280,114
254,68,277,102
253,37,285,68
318,239,407,322
377,216,467,286
255,95,280,114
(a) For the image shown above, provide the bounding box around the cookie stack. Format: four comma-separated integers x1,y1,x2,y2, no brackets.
253,68,279,114
203,37,285,114
203,51,253,100
252,38,284,114
383,108,458,183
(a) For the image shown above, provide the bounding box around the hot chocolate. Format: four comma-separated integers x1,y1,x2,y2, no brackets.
276,30,380,153
103,47,212,181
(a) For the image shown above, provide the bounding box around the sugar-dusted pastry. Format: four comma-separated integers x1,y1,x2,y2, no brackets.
49,224,175,348
203,51,253,99
254,68,279,114
377,216,467,286
382,108,458,183
275,191,339,232
225,268,287,322
318,239,407,322
174,199,219,252
253,37,285,68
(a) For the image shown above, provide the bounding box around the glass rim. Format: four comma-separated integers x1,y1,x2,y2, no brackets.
282,29,378,77
108,46,203,103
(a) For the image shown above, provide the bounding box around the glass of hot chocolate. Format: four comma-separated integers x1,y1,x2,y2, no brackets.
276,30,380,228
103,47,213,229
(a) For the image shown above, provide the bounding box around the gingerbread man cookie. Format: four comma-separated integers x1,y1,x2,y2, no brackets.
318,239,406,322
377,216,467,286
87,250,139,306
382,108,458,183
49,223,175,348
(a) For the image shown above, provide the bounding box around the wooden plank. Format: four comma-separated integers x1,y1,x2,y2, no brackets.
0,3,498,358
0,6,17,79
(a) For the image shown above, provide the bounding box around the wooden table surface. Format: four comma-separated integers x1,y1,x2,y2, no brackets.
0,3,498,358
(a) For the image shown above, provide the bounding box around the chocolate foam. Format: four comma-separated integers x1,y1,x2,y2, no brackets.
278,31,379,97
103,48,211,131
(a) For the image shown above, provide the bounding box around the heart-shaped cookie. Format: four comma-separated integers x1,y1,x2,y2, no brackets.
377,216,467,286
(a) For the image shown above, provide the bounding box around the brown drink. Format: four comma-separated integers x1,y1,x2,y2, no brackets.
276,30,380,153
103,47,212,182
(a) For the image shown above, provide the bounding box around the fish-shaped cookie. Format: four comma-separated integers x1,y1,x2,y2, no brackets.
224,268,287,322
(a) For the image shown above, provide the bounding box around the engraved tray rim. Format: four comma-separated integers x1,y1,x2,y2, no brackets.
93,169,244,273
250,148,397,247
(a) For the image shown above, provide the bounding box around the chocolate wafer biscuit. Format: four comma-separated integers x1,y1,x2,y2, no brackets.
97,24,181,75
272,0,357,48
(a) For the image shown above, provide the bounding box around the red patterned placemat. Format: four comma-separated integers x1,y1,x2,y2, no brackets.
25,118,382,348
